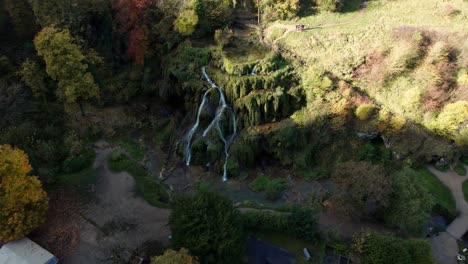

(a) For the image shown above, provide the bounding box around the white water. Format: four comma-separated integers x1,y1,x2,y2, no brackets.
185,66,237,182
251,64,258,76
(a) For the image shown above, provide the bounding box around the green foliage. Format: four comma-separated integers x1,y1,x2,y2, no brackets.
19,59,49,101
117,137,146,161
286,208,318,241
355,104,377,121
151,248,199,264
170,191,246,264
174,10,199,36
455,163,467,176
249,175,270,192
259,0,300,22
108,151,169,207
265,179,288,200
358,143,379,162
301,66,333,101
195,0,233,32
34,26,100,105
385,168,433,234
353,232,435,264
62,149,95,174
333,161,391,218
315,0,344,12
249,176,288,200
243,208,318,242
415,168,456,218
429,101,468,146
385,39,424,80
462,156,468,166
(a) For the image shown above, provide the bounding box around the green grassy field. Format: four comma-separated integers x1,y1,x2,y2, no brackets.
116,137,146,161
108,151,169,208
253,231,325,264
57,167,98,188
415,168,456,216
272,0,467,79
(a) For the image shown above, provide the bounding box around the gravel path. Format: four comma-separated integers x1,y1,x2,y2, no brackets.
66,141,170,264
429,165,468,264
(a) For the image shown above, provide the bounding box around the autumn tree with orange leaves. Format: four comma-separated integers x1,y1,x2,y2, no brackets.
0,145,48,242
114,0,151,66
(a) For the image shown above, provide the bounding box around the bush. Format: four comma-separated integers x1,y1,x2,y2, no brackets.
174,10,198,36
355,104,377,121
315,0,343,12
170,192,246,264
352,232,435,264
265,179,288,200
259,0,300,22
62,149,95,174
243,208,318,242
249,175,270,192
454,162,466,176
287,208,318,241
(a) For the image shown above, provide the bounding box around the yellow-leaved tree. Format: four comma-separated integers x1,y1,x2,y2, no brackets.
0,145,48,242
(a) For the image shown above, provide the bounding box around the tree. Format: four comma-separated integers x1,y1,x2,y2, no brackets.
19,59,49,103
195,0,233,32
385,168,433,233
332,161,391,218
4,0,36,38
169,191,246,264
0,145,48,242
113,0,151,65
174,10,199,36
352,232,435,264
151,248,199,264
258,0,300,22
430,101,468,146
34,26,99,115
316,0,343,12
355,104,377,121
287,208,318,241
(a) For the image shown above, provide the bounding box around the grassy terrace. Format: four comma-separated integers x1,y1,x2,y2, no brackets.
270,0,467,79
416,168,456,217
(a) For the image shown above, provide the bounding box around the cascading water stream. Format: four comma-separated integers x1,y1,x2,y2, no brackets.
185,66,237,182
251,64,258,76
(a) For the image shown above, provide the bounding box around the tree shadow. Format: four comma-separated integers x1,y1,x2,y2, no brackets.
340,0,365,13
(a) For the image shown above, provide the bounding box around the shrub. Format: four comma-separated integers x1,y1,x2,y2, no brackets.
355,104,377,121
265,179,288,200
62,149,95,174
259,0,300,22
174,10,198,36
352,232,435,264
243,208,318,242
287,208,318,241
315,0,343,12
249,175,270,192
170,192,246,264
454,162,466,176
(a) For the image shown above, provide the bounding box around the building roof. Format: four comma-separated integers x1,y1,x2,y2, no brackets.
0,238,57,264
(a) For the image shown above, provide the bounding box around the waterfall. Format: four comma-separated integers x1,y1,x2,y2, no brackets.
251,64,258,76
185,66,237,182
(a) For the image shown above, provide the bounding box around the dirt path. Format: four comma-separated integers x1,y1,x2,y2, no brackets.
66,141,170,264
264,1,368,46
429,165,468,264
